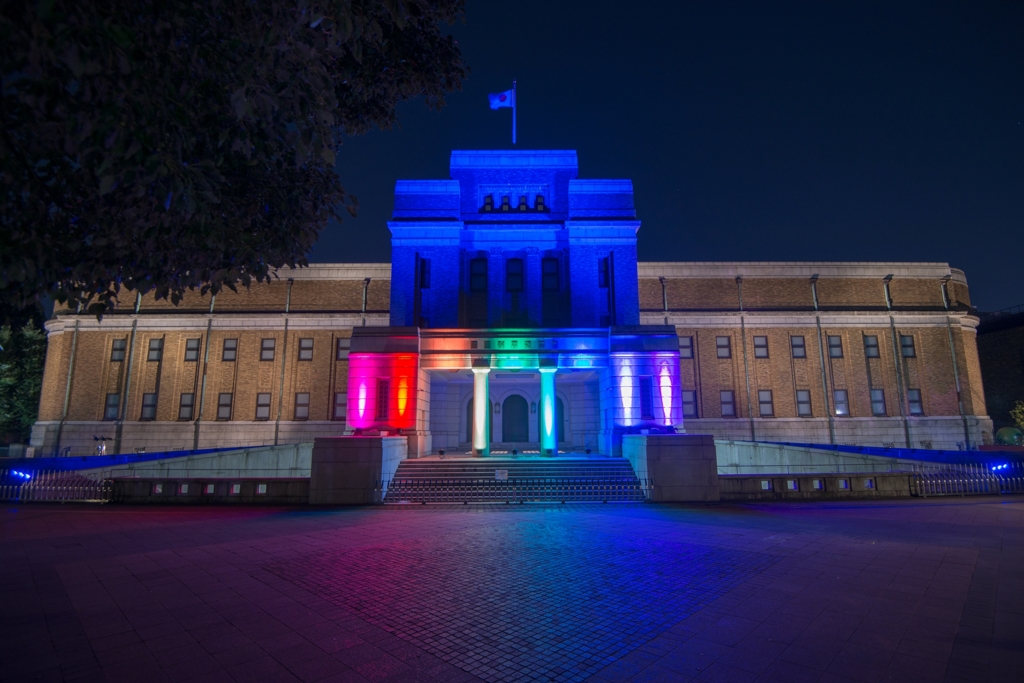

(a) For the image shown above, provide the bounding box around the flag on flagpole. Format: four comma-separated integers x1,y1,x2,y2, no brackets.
488,89,515,110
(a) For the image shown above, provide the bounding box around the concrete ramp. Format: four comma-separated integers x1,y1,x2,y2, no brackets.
715,440,935,475
78,443,312,480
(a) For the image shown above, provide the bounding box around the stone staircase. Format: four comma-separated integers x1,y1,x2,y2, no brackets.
383,456,646,504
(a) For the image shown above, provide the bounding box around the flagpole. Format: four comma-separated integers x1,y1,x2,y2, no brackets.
512,80,517,147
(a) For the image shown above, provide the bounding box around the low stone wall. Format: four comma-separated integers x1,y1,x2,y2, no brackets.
623,434,720,502
309,436,407,505
714,440,932,475
111,478,309,505
78,443,312,479
719,473,912,501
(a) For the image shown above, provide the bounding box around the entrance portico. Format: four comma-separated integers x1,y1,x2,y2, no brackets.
346,326,684,457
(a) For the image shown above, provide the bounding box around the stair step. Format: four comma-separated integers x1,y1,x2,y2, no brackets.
383,456,645,503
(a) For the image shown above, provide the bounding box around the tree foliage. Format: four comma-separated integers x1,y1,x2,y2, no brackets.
0,324,46,443
0,0,466,319
1011,400,1024,432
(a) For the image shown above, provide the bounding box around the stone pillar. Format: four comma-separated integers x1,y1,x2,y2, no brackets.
539,367,557,456
472,368,491,456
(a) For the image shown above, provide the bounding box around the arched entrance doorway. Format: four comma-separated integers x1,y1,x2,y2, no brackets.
502,395,529,442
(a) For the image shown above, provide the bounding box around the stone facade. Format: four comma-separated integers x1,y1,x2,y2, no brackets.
32,260,990,456
31,150,991,457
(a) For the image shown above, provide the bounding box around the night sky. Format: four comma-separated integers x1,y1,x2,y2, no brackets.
310,1,1024,312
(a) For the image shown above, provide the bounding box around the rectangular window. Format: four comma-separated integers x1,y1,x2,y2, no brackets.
827,335,843,358
639,376,654,420
505,258,524,293
294,393,310,420
682,390,698,418
333,393,346,421
147,338,163,361
870,388,887,416
184,338,201,362
864,335,880,358
222,338,237,361
834,389,850,416
375,379,390,420
104,393,120,420
298,338,313,361
140,392,157,420
720,390,736,417
217,393,233,420
542,257,560,292
469,257,488,292
598,257,610,288
336,337,350,360
255,393,271,420
758,390,774,417
178,393,194,420
110,338,127,362
796,389,812,416
716,336,731,359
753,336,769,358
419,258,431,289
790,336,806,358
679,336,694,359
908,389,924,415
900,335,916,358
260,338,275,361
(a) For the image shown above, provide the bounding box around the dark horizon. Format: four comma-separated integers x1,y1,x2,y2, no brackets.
310,0,1024,312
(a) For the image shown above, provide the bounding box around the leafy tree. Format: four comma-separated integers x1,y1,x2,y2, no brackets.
0,324,46,444
1,0,466,319
1011,400,1024,432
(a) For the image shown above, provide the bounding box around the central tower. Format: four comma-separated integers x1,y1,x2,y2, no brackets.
347,150,683,457
388,150,641,329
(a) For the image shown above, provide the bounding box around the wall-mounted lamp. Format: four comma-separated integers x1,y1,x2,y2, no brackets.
494,403,500,414
530,402,537,414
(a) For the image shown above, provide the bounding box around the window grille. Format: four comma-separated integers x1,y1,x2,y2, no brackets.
720,390,736,417
827,335,844,358
758,390,774,417
716,336,731,359
294,393,310,420
184,338,201,361
796,390,812,416
110,338,127,362
864,335,880,358
217,393,233,420
834,389,850,416
255,393,271,420
790,336,806,358
140,393,157,420
222,338,237,361
753,336,769,358
679,336,694,359
178,393,194,420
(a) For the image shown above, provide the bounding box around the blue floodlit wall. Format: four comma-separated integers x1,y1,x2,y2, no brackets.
389,150,641,329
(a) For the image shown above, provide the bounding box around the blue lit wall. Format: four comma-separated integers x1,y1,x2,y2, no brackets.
389,150,641,329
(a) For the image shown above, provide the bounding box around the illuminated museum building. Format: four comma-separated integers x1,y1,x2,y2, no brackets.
32,150,992,456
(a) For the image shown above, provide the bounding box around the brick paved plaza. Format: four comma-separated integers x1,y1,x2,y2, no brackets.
2,499,1022,683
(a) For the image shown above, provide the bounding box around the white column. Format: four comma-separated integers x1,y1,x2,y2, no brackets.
539,367,557,456
472,368,490,456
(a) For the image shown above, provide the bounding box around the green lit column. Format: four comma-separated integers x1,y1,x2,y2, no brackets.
539,367,557,456
472,367,491,456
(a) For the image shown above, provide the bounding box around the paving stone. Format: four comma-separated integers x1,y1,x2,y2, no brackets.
1,498,1022,682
